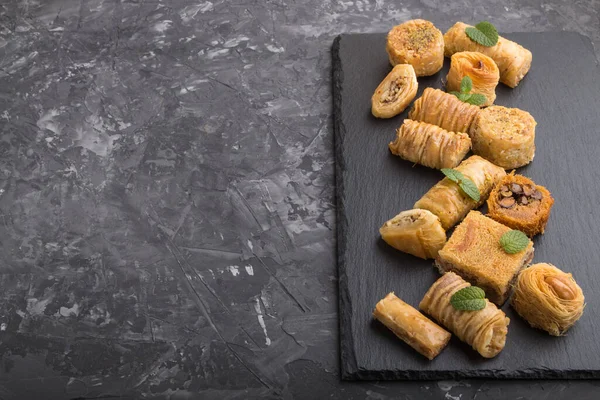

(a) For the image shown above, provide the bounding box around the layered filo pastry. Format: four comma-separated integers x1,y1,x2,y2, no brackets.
371,64,418,118
408,88,480,134
386,19,445,77
436,211,534,305
374,292,451,360
420,272,510,358
469,106,537,169
414,155,506,230
389,120,471,169
444,22,532,88
380,209,446,259
446,51,499,107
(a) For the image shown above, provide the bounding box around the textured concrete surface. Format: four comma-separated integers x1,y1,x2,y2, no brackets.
0,0,598,399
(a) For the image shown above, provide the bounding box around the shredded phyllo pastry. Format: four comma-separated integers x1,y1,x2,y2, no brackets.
511,263,585,336
409,88,480,134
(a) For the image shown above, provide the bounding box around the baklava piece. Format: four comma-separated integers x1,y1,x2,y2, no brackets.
487,173,554,236
436,211,534,305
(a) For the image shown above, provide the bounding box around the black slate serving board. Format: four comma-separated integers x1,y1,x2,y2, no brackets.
332,32,600,380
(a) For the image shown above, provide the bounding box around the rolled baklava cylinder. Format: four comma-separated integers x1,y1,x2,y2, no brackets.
511,263,585,336
469,106,536,169
419,272,510,358
444,22,532,88
389,120,471,169
372,64,418,118
414,155,506,230
446,51,499,106
374,292,451,360
408,88,480,134
386,19,445,77
379,209,447,259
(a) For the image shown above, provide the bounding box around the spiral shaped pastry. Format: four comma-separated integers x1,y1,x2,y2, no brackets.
446,51,499,107
371,64,418,118
420,272,509,358
469,105,536,169
511,263,585,336
444,22,532,88
408,88,480,134
379,208,447,259
386,19,445,77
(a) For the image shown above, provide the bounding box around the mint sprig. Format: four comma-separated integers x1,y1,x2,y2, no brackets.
441,168,481,202
450,76,487,106
500,230,529,254
450,286,486,311
465,21,499,47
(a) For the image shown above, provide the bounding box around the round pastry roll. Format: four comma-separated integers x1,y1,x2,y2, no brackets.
446,51,499,107
419,271,510,358
386,19,444,77
444,22,532,88
511,263,585,336
371,64,418,118
469,106,536,169
408,88,480,134
379,209,446,260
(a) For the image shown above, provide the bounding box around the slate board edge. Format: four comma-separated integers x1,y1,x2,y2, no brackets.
332,34,360,381
331,32,600,381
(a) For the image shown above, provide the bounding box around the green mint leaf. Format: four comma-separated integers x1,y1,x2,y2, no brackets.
441,168,464,184
465,21,499,47
458,177,481,202
450,286,486,311
465,93,487,106
457,93,471,102
460,76,473,93
500,230,530,254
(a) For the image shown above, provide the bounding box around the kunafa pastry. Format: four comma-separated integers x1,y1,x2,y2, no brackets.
444,22,532,88
469,105,537,169
371,64,418,118
408,88,480,134
419,272,510,358
374,292,451,359
436,211,534,305
389,120,471,169
512,263,585,336
446,51,499,106
414,155,506,230
487,173,554,236
386,19,445,77
379,209,446,259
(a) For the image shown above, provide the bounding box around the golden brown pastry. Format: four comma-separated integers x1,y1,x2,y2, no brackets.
414,155,506,230
487,173,554,236
512,263,585,336
389,120,471,169
419,272,510,358
374,292,451,360
469,106,536,169
436,211,534,305
446,51,499,106
379,209,446,259
408,88,480,134
386,19,445,76
444,22,532,88
371,64,418,118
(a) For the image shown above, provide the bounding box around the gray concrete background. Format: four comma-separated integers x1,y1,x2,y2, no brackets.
0,0,598,399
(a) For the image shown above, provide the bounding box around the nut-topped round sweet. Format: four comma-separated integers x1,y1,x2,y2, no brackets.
469,105,536,169
487,173,554,236
386,19,445,77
